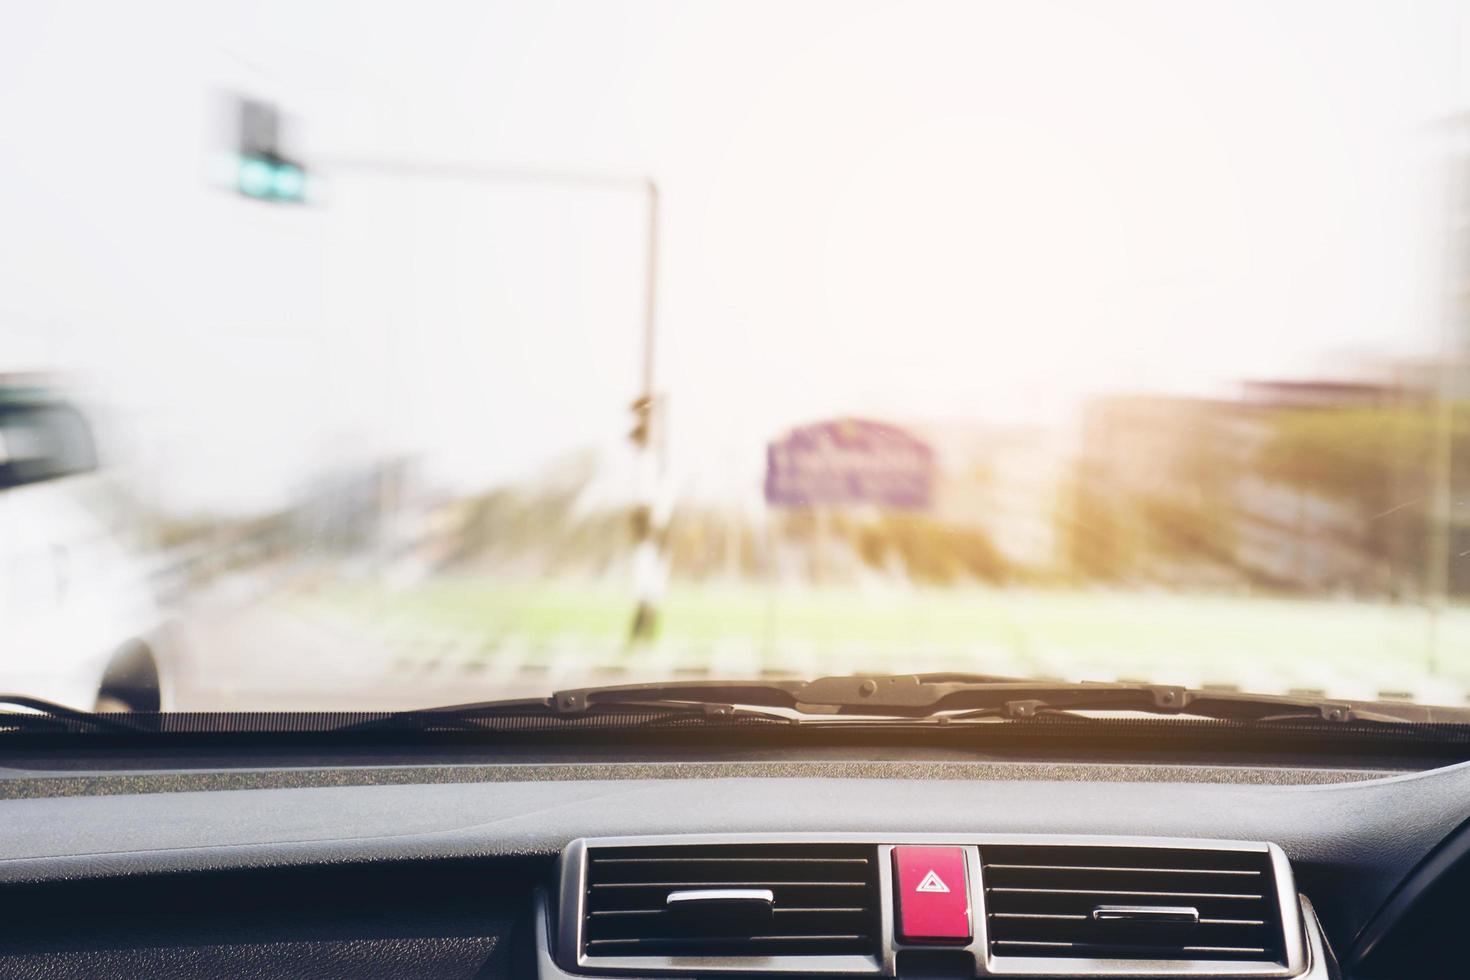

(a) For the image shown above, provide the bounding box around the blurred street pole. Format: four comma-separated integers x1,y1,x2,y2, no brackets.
628,181,664,646
1427,112,1470,674
316,158,666,645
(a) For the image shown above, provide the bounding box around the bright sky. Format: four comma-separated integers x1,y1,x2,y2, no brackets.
1,0,1467,511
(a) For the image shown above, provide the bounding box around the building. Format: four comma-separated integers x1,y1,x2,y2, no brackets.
1068,374,1438,595
911,421,1067,571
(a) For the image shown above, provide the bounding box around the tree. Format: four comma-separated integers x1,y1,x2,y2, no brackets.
1253,403,1462,598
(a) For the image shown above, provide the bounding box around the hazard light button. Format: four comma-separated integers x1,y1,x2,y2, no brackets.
892,846,971,944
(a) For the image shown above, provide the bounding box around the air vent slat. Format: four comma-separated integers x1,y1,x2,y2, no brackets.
589,906,871,916
981,845,1287,966
589,934,872,946
595,856,871,865
985,863,1261,877
582,844,881,959
591,880,869,888
994,940,1269,956
990,887,1265,900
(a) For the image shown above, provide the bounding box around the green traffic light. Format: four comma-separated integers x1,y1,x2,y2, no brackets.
271,163,305,202
236,155,306,203
238,156,276,198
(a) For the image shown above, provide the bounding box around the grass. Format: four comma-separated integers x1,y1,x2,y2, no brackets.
295,578,1470,687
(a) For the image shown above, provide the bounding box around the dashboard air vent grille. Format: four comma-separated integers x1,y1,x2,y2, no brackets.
981,844,1285,963
582,843,880,958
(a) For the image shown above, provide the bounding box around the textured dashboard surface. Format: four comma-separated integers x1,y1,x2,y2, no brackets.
0,759,1395,799
0,935,513,980
0,760,1466,959
0,861,530,980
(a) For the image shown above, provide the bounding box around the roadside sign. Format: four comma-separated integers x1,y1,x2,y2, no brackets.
764,418,933,509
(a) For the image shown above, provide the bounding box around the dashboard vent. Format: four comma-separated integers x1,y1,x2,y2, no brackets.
581,843,881,958
981,844,1285,963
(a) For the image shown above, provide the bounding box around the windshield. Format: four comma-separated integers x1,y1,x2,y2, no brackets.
3,0,1470,719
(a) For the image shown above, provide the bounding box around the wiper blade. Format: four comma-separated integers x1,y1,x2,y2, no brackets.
0,694,149,734
3,674,1460,738
340,675,955,733
541,673,1470,726
298,672,1470,736
332,690,802,734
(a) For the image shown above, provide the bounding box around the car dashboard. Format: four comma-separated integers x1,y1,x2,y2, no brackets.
0,746,1465,978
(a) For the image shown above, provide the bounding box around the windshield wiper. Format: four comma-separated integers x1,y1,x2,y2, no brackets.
6,674,1463,737
0,694,149,734
330,672,1031,734
380,672,1470,729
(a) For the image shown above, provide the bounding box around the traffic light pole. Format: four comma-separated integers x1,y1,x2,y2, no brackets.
1426,116,1470,674
628,181,664,647
316,157,666,648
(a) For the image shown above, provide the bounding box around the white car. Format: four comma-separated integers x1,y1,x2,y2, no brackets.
0,387,169,711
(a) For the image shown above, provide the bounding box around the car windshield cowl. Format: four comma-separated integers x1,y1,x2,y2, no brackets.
7,677,1470,744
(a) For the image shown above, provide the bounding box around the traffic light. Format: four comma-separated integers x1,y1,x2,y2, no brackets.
236,154,306,204
233,97,307,205
629,395,653,446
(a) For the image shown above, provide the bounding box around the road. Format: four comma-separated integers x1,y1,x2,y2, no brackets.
163,579,1470,711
